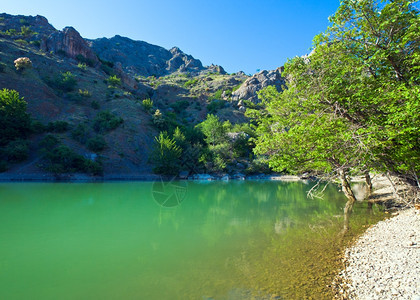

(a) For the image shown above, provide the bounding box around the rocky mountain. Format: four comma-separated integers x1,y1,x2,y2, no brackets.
232,68,285,103
0,13,284,178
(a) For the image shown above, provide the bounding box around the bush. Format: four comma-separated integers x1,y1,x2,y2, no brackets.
170,100,189,113
93,111,123,133
141,98,153,112
184,78,198,87
4,139,29,162
75,54,95,67
87,136,106,152
14,57,32,71
0,62,6,73
0,89,31,146
42,144,103,175
15,39,28,45
39,134,59,149
0,161,8,173
91,100,100,110
107,75,121,87
31,120,46,134
207,100,225,113
71,124,89,144
55,72,77,92
77,63,87,71
47,121,69,133
150,132,182,175
78,89,91,98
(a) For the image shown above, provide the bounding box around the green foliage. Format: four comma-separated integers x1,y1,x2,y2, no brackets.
39,136,103,175
184,78,198,87
196,114,227,146
39,134,59,149
0,62,6,73
15,39,28,45
93,111,123,133
87,136,107,152
252,0,420,183
99,59,115,75
75,54,95,67
54,72,78,92
107,75,121,87
71,124,89,144
0,161,8,173
77,62,88,71
91,100,100,110
78,89,91,98
210,89,223,101
0,89,31,146
170,100,189,113
150,132,182,175
141,98,154,112
4,139,29,162
207,99,225,113
20,25,34,37
46,121,69,133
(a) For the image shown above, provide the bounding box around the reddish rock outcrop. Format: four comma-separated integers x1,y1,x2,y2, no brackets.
41,27,99,65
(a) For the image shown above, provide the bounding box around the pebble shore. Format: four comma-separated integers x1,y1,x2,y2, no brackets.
339,208,420,299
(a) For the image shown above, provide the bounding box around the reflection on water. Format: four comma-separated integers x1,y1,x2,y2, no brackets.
0,181,384,299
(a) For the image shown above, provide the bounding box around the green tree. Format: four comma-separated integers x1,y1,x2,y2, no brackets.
252,0,420,230
0,89,31,145
150,132,182,175
196,114,227,146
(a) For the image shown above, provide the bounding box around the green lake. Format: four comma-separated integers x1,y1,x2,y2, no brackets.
0,181,384,299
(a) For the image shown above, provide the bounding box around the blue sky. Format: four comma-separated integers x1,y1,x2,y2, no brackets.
2,0,340,74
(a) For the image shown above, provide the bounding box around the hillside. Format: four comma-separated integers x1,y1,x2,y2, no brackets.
0,13,284,178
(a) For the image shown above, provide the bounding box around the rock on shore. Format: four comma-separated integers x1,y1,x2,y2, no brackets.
339,208,420,299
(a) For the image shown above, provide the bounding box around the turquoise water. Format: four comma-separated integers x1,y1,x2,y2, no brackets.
0,181,382,299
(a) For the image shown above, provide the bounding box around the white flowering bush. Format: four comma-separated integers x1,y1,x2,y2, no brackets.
14,57,32,71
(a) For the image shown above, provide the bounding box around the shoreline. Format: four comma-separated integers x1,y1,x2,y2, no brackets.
0,173,307,183
335,208,420,299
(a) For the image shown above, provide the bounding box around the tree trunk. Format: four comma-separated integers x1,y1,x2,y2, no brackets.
340,169,357,234
365,171,373,199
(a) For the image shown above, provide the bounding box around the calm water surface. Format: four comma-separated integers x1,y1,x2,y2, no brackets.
0,181,384,299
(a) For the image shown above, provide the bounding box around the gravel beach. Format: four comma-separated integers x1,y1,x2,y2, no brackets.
338,208,420,299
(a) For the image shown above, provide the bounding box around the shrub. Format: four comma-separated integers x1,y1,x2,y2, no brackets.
47,121,69,133
107,75,121,87
20,26,34,37
78,89,91,98
0,161,8,173
207,100,225,113
75,54,95,67
71,124,89,144
77,63,87,71
87,136,106,152
184,78,198,87
170,100,189,113
30,40,40,47
14,57,32,71
210,89,223,101
4,139,29,162
91,100,100,110
39,134,59,149
42,144,103,175
93,111,123,133
0,89,31,145
150,132,182,175
15,39,28,45
31,120,46,133
0,62,6,73
141,98,154,112
55,72,77,92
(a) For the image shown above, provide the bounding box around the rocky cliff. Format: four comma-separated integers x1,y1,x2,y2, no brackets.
232,68,285,103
